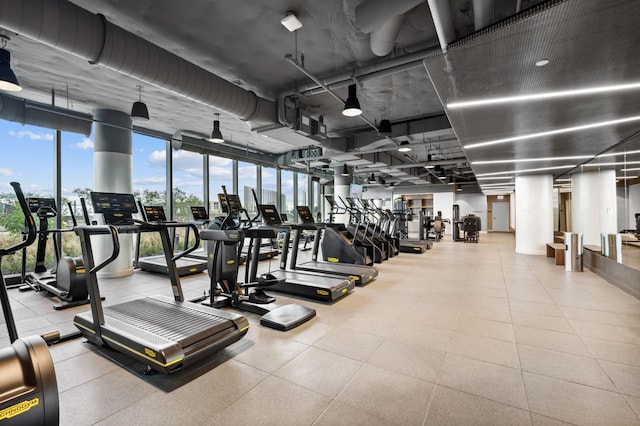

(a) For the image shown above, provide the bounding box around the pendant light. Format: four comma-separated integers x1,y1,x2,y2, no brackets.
0,36,21,92
368,173,376,183
209,113,224,143
397,141,411,152
130,85,149,121
378,119,392,136
341,164,349,176
342,84,362,117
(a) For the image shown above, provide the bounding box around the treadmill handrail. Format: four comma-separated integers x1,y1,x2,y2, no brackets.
73,225,120,274
0,182,37,257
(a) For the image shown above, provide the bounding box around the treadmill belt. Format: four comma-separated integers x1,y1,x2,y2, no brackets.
105,298,232,347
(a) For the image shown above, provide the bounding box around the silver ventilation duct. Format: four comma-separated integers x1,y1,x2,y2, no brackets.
0,0,276,124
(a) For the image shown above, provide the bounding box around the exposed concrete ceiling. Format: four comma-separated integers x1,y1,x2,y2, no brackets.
7,0,634,196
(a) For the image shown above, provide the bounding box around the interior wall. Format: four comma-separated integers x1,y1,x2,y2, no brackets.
363,187,394,209
434,192,454,235
618,183,640,231
454,193,487,231
628,183,640,229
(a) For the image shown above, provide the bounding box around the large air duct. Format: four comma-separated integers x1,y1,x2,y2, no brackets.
0,93,92,135
0,0,276,124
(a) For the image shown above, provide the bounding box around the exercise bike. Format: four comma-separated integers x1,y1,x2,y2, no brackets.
18,198,92,310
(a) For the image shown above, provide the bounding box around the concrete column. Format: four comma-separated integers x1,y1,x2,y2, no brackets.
434,191,454,235
93,109,133,278
571,170,617,246
515,174,553,255
333,166,351,224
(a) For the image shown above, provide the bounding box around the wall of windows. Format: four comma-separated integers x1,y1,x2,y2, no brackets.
262,166,278,207
170,148,202,221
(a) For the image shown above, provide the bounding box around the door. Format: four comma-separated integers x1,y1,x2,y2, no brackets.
492,201,509,232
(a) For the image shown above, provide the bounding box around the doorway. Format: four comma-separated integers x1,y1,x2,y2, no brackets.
492,201,510,232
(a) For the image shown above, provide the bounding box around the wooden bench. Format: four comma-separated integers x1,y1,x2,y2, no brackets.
546,243,565,266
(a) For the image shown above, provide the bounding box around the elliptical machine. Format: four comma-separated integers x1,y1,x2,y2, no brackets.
18,198,90,310
194,186,316,331
0,182,59,425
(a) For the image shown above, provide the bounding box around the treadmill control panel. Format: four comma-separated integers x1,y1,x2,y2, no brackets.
144,206,168,222
91,192,138,225
191,206,209,221
296,206,315,224
258,204,282,225
218,193,242,213
27,197,57,213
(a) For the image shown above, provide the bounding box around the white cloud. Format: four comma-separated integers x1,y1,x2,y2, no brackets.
0,168,14,176
148,150,166,166
209,156,232,167
8,130,54,141
133,177,166,185
75,138,94,150
210,166,232,178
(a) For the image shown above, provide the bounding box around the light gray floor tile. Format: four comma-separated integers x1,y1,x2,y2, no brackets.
599,360,640,397
455,315,516,342
511,310,575,334
54,349,120,393
437,353,528,409
336,363,435,425
274,346,362,398
523,372,639,426
229,334,308,373
367,339,446,383
59,369,156,425
518,344,616,391
287,319,336,345
582,336,640,367
625,394,640,420
313,400,392,425
340,312,402,338
560,305,630,326
510,300,564,317
568,318,640,346
388,323,453,353
514,325,590,356
214,375,331,426
313,326,384,361
448,331,521,368
530,413,575,425
463,304,513,323
425,385,531,425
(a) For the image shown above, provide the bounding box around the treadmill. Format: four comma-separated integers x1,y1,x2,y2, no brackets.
73,192,249,374
257,203,355,302
134,204,208,276
291,205,378,285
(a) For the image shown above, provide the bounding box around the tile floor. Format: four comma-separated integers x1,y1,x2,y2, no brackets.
2,232,640,425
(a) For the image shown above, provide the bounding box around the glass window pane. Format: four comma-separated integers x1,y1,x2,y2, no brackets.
0,121,55,273
171,148,203,221
298,173,308,208
262,167,278,206
238,161,257,216
281,170,294,221
209,156,233,215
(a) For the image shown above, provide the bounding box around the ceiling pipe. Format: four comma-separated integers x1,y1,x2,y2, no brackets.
0,0,276,124
370,15,404,57
354,0,426,33
473,0,494,30
427,0,456,51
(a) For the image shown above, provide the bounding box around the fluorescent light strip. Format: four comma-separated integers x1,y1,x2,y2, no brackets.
621,167,640,172
583,161,640,167
448,81,640,109
476,176,514,180
555,179,572,182
480,183,515,187
475,165,576,177
616,176,638,179
597,149,640,158
464,115,640,149
472,155,593,165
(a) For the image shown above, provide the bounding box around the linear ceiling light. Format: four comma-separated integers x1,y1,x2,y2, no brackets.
209,113,224,143
621,167,640,172
281,12,302,32
476,176,514,180
464,115,640,149
475,165,576,177
0,36,21,92
583,161,640,167
448,81,640,109
597,149,640,158
617,176,638,179
471,155,593,165
342,84,362,117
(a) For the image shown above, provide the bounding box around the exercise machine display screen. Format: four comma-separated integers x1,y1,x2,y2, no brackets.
296,206,315,224
91,192,138,214
27,197,56,213
191,206,209,220
144,206,168,222
218,193,242,213
258,205,282,225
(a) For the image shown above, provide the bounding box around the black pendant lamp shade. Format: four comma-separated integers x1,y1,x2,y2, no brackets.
368,173,376,183
131,85,149,121
342,84,362,117
397,141,411,152
209,113,224,143
378,119,392,136
341,164,349,176
0,48,21,92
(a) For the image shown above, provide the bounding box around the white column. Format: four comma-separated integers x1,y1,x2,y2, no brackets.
333,166,351,224
434,191,454,235
571,170,617,246
93,109,133,278
515,174,553,255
